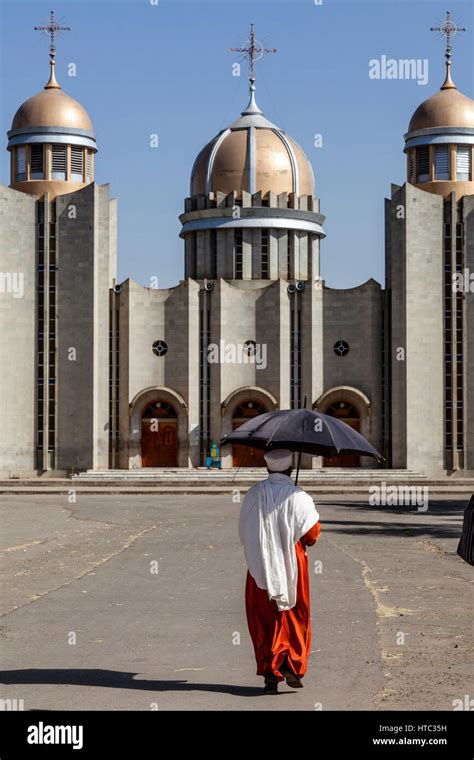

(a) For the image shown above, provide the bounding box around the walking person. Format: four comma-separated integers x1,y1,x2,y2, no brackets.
239,448,321,694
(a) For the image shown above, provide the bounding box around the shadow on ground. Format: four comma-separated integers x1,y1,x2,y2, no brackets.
0,669,296,699
315,500,468,540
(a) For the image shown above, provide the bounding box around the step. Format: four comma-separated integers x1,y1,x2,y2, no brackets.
72,468,428,481
0,485,471,496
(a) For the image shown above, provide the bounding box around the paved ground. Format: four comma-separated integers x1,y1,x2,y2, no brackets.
0,492,472,711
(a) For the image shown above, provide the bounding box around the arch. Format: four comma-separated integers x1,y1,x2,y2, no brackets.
314,386,373,469
325,401,360,421
233,400,267,419
221,385,278,411
142,400,177,419
221,386,278,468
314,385,372,417
128,386,188,468
221,386,278,420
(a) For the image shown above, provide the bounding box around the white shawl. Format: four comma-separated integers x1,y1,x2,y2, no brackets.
239,473,319,611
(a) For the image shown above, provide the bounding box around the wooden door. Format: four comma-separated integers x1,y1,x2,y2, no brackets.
141,420,178,467
232,421,266,467
324,417,360,468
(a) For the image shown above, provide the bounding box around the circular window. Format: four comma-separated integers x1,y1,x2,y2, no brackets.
333,340,349,357
152,340,168,357
142,401,176,419
234,401,266,419
326,401,358,419
244,340,256,356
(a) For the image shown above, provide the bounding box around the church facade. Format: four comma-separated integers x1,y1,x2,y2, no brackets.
1,24,473,477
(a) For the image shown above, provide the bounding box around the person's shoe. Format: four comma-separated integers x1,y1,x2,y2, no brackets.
263,673,279,695
280,664,303,689
263,681,278,694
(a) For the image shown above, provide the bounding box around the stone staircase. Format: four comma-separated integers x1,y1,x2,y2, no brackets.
74,467,425,482
0,467,472,495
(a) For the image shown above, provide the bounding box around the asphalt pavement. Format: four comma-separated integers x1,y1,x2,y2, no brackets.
0,493,471,710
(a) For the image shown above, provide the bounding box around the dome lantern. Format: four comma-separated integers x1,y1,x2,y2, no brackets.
404,12,474,199
7,11,97,199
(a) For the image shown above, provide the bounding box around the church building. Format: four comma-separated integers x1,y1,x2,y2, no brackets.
1,17,473,476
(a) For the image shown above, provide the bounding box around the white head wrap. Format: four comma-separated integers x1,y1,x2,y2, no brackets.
264,449,293,472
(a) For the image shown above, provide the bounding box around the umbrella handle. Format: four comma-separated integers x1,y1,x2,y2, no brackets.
295,450,302,486
294,395,307,485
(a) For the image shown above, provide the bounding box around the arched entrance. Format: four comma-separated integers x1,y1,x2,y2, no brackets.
232,401,267,467
323,401,360,467
141,401,178,467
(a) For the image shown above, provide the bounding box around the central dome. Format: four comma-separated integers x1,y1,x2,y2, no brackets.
190,86,314,197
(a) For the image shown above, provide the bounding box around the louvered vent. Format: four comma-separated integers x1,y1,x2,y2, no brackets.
51,145,67,179
408,150,415,182
457,146,471,181
417,146,430,182
16,147,26,179
434,145,449,180
71,146,84,181
30,145,44,178
86,151,92,180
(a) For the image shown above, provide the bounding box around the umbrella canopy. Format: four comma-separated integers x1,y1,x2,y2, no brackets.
221,408,384,462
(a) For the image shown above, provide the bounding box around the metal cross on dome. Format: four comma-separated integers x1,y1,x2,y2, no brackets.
34,10,70,57
430,11,466,66
229,24,277,84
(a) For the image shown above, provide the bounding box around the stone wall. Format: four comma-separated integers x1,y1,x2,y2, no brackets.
0,185,37,475
56,183,116,471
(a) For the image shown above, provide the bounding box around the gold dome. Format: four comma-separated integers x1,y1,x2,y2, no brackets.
408,87,474,132
12,87,93,131
404,57,474,201
407,54,474,134
190,89,314,197
11,54,93,132
7,54,96,199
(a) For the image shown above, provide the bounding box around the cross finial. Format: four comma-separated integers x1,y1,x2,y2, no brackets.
230,24,277,84
230,24,276,114
430,11,466,90
34,10,71,90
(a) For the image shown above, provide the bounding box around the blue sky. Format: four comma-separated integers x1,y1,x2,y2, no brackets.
1,0,473,289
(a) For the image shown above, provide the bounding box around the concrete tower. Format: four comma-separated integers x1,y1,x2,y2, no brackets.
0,15,116,475
386,13,474,474
179,32,326,464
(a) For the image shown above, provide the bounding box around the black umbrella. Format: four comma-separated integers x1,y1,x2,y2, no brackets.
221,408,384,484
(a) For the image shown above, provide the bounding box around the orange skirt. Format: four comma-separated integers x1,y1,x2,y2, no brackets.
245,521,321,681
